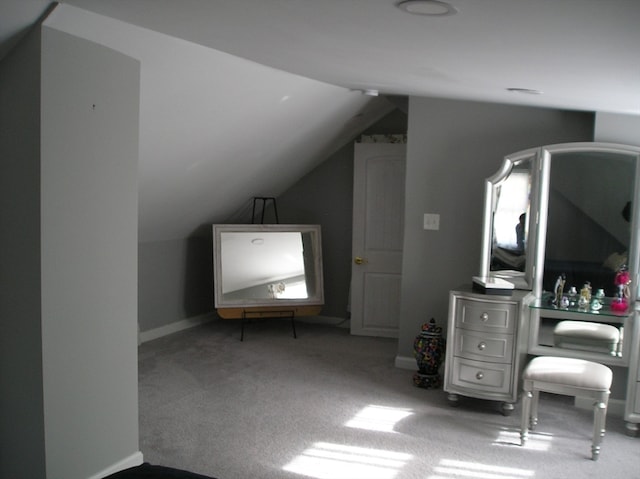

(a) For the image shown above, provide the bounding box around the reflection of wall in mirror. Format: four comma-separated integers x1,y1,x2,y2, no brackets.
543,152,634,295
493,171,530,250
219,231,306,294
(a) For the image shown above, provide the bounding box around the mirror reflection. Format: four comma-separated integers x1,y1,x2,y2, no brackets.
542,151,635,297
490,161,532,274
213,224,324,309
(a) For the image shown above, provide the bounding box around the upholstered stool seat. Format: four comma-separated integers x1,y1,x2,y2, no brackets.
520,356,612,460
553,321,620,356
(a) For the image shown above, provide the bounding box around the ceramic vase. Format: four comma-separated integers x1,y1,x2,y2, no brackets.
413,318,446,389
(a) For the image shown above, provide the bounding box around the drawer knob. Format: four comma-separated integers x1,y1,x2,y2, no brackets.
476,371,484,380
480,312,489,321
477,342,487,351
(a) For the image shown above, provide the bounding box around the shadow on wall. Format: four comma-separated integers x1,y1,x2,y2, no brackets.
184,225,215,317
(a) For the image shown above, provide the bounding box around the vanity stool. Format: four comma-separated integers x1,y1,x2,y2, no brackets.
520,356,612,460
553,320,620,356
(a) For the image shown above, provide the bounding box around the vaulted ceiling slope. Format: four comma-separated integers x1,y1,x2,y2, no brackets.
40,3,395,242
4,1,640,240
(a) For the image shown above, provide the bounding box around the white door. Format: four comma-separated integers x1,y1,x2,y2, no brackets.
351,143,406,337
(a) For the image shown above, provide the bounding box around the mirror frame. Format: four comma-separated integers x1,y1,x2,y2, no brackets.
479,147,541,290
212,224,324,312
536,142,640,301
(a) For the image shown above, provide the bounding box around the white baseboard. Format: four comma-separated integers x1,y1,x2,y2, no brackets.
139,313,216,344
139,313,350,344
395,354,417,370
297,315,350,328
87,451,143,479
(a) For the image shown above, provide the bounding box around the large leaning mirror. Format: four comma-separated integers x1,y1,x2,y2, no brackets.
479,148,539,290
212,224,324,317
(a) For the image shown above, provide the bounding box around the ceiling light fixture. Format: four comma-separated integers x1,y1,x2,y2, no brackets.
397,0,458,17
507,87,544,95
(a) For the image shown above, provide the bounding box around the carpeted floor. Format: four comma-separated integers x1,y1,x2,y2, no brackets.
138,319,639,479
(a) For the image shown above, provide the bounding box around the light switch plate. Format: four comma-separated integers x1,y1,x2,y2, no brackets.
423,213,440,230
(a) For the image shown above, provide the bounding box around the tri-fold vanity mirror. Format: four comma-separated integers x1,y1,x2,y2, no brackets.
447,142,640,428
212,224,324,319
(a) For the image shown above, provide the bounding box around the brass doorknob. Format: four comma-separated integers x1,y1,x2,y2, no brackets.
354,256,367,265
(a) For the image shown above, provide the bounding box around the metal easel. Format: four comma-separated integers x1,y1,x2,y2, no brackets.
240,197,296,341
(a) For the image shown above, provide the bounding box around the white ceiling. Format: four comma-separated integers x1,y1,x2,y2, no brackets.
3,0,639,241
55,0,640,115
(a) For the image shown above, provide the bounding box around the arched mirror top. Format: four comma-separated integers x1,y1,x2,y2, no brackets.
480,142,640,296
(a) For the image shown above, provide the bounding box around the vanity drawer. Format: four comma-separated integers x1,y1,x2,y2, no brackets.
454,330,513,362
451,357,512,394
456,298,516,333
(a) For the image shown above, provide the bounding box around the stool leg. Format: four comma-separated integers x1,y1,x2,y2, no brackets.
591,393,609,461
520,390,532,446
530,390,540,430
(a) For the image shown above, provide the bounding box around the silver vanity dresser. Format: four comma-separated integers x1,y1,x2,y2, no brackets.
444,286,532,415
444,142,640,435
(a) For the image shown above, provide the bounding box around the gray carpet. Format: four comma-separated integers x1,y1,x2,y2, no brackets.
139,320,639,479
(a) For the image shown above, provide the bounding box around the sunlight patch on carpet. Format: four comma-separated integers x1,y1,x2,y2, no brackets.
492,427,552,451
345,405,414,433
282,442,412,479
492,428,553,451
429,458,534,479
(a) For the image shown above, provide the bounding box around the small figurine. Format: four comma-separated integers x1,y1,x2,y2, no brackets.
611,266,631,312
590,298,602,311
560,296,570,309
553,274,566,306
578,295,589,311
615,266,631,299
568,286,578,307
580,282,592,302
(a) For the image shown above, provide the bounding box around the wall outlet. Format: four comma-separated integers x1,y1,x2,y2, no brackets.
423,213,440,230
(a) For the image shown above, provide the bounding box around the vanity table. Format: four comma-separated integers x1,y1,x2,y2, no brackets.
443,142,640,435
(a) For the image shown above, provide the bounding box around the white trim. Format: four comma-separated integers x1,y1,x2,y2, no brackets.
297,315,350,328
87,451,143,479
139,313,215,344
139,313,351,344
395,354,416,370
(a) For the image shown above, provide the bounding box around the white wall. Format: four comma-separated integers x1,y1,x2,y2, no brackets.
40,26,141,478
396,97,594,362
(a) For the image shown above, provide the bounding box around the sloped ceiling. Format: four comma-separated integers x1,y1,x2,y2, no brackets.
4,1,640,241
42,4,395,242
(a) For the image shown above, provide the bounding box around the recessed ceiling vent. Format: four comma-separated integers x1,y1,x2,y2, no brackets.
397,1,458,17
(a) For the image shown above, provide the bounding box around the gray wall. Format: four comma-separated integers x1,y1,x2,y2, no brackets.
396,97,594,360
138,235,213,331
0,25,46,479
595,112,640,146
277,109,409,319
0,25,141,478
138,108,407,331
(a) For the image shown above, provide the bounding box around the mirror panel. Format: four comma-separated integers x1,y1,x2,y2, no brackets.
542,149,636,298
480,149,538,289
526,142,640,361
213,224,324,309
